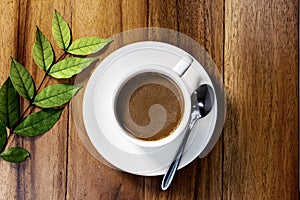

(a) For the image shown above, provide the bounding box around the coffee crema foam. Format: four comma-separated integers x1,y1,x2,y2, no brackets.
115,72,184,141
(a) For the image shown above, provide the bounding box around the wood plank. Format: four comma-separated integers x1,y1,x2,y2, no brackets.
147,0,178,43
145,0,224,199
121,0,148,31
148,0,178,29
224,0,298,199
0,1,71,199
146,1,183,198
176,1,224,199
66,1,147,199
15,1,71,200
0,1,20,199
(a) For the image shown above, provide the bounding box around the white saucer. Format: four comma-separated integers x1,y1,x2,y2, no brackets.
83,41,217,176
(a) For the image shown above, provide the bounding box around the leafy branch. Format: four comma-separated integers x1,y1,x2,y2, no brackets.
0,10,112,163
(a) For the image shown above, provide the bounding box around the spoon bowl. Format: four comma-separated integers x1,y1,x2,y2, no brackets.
195,84,214,117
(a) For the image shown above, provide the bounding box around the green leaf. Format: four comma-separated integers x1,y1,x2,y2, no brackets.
0,78,20,128
0,120,7,151
33,27,54,72
10,58,35,100
52,10,71,50
0,147,29,162
33,84,82,108
49,57,98,79
67,37,112,55
14,108,62,137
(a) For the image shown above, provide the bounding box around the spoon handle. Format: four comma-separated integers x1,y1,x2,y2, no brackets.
161,125,192,190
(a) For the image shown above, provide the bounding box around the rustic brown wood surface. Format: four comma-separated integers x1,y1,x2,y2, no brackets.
0,0,298,199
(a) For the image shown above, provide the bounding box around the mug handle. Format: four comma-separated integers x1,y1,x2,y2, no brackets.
172,55,201,94
172,55,193,77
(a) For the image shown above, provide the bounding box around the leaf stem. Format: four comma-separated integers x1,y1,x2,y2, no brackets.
19,104,33,121
10,105,33,132
6,130,15,150
56,52,67,62
36,73,48,94
10,52,68,131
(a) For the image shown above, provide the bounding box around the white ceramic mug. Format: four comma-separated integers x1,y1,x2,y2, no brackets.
112,56,194,148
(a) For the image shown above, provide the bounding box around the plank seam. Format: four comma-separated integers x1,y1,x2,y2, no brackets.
64,4,73,200
221,0,225,199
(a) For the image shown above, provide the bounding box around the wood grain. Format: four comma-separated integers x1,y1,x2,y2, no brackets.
0,1,19,199
177,1,224,199
0,1,71,200
0,0,298,199
66,1,146,199
224,0,298,199
9,1,71,200
145,0,224,199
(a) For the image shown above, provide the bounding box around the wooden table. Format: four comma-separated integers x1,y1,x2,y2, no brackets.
0,0,298,199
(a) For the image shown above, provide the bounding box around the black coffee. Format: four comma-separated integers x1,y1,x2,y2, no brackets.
115,72,184,141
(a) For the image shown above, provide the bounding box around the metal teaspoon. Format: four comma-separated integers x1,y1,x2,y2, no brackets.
161,84,214,190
